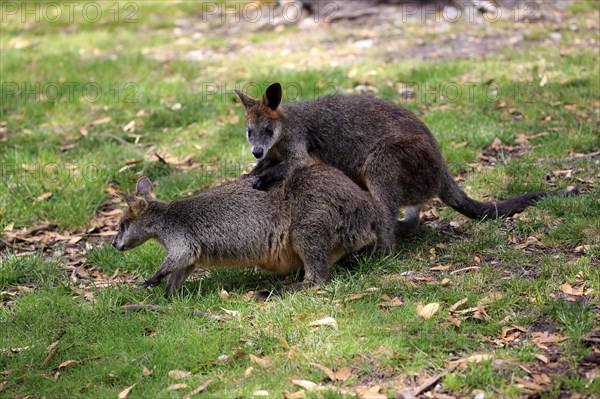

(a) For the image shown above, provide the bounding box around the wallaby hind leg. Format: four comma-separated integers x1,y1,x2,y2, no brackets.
363,138,442,252
164,264,196,298
279,230,332,294
363,180,401,253
395,206,421,237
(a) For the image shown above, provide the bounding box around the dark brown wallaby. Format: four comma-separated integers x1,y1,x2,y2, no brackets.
235,83,577,252
112,164,378,297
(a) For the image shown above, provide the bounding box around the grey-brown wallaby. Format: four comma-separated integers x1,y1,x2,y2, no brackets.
111,164,378,297
235,83,577,252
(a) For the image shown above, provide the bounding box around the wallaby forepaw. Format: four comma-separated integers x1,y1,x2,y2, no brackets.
252,176,273,190
256,170,285,190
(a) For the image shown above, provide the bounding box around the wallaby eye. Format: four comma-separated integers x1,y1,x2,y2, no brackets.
265,126,274,137
247,128,253,138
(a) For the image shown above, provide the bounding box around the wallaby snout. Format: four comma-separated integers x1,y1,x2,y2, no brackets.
252,149,264,159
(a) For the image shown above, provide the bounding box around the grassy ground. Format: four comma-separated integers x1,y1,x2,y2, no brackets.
1,1,599,398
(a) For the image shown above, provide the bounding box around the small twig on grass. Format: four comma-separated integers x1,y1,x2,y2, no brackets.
102,134,154,148
154,152,169,165
450,266,480,275
22,223,55,237
405,364,458,397
120,304,230,322
488,384,506,399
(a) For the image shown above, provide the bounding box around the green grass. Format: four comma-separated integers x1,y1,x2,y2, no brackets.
1,1,599,398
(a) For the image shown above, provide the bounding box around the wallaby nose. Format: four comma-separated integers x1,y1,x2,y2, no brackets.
252,149,264,159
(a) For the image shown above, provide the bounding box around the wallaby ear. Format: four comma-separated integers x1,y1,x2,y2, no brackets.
234,89,256,108
136,177,155,199
127,197,148,216
263,83,282,111
116,191,135,204
117,190,147,216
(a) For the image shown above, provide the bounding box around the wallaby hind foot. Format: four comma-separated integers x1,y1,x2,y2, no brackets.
395,207,421,237
164,265,196,298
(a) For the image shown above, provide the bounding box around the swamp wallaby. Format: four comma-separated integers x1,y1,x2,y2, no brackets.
112,165,378,297
235,83,577,252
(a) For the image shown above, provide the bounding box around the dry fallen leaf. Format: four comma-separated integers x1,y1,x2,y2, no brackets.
531,332,567,347
560,282,585,296
448,353,494,368
249,354,270,368
309,317,338,330
430,264,451,271
481,292,504,304
450,266,480,275
142,366,152,377
118,384,136,399
474,301,491,320
344,293,364,301
309,363,351,382
292,380,318,390
221,308,240,317
284,391,306,399
122,120,136,133
449,297,469,312
358,392,387,399
168,370,191,380
35,192,52,202
41,340,60,366
466,353,493,363
244,367,254,378
310,362,336,381
514,377,544,391
242,291,256,302
91,116,112,125
253,390,269,396
57,360,79,369
536,354,549,364
165,383,189,392
184,379,212,399
356,385,387,399
219,289,230,300
501,326,521,342
444,315,462,328
417,303,440,319
378,296,403,309
334,366,353,382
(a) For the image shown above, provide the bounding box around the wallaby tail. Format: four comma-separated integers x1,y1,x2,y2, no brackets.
438,170,578,220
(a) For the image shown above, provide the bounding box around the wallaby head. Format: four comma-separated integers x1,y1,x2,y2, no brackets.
234,83,284,160
112,177,157,252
